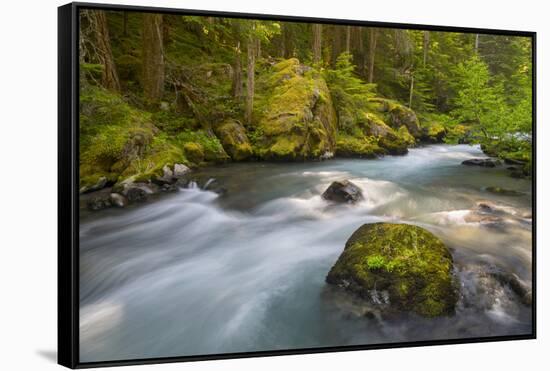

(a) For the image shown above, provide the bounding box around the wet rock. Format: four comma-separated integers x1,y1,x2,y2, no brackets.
87,194,111,211
126,187,148,202
161,184,177,192
490,269,533,306
326,223,457,317
80,176,108,194
486,186,522,196
462,158,501,167
121,183,157,202
322,180,363,204
201,178,227,196
109,193,128,208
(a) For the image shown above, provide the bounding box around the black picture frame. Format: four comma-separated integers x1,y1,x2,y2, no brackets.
58,2,537,369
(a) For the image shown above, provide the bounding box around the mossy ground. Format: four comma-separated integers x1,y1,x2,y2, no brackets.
326,223,457,317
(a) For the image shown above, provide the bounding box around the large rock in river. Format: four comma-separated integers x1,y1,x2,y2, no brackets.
322,180,363,203
326,223,457,317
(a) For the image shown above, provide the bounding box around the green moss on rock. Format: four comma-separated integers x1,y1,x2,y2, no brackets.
79,86,157,190
335,134,383,158
388,104,421,138
183,142,205,164
214,120,253,160
254,59,337,160
326,223,457,317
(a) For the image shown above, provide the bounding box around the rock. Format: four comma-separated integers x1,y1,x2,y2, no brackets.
462,158,501,167
160,184,177,192
120,182,157,203
183,142,205,164
80,176,108,194
126,187,148,202
201,178,227,195
153,164,175,185
388,105,421,138
484,265,532,306
214,120,253,161
421,122,446,143
322,180,363,204
335,135,383,158
254,58,337,160
326,223,457,317
173,163,190,178
109,193,128,208
87,194,112,211
486,186,522,196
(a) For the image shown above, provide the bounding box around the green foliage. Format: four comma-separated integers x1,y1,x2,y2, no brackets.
324,52,376,133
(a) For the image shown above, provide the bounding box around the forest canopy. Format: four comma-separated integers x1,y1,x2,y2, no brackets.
78,9,533,191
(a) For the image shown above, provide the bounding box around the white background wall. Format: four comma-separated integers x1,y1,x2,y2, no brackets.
0,0,546,369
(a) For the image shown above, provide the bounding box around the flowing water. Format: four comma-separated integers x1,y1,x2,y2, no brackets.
79,144,533,362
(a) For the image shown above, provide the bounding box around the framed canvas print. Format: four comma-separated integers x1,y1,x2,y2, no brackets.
58,2,536,368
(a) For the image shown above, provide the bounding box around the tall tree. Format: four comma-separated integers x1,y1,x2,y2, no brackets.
245,33,256,125
142,13,165,103
423,31,430,66
312,24,322,64
345,26,351,52
89,10,120,91
232,41,243,98
367,28,378,83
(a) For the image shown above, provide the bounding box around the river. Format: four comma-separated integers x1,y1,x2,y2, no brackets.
79,144,533,362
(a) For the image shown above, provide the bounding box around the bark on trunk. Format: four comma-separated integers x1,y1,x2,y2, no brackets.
367,28,378,83
409,73,414,109
345,26,351,53
423,31,430,66
245,36,256,125
142,13,165,103
232,41,243,98
312,24,322,64
91,10,120,91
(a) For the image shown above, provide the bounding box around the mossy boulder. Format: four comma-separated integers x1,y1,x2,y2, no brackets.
335,134,383,158
326,223,457,317
388,104,421,138
214,119,253,161
183,142,205,164
79,86,159,190
421,121,446,143
254,58,337,160
397,125,416,146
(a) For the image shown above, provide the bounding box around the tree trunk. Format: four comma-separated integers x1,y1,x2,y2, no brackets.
367,28,378,83
245,36,256,125
142,13,165,103
423,31,430,66
232,41,243,98
345,26,351,53
91,10,120,91
312,24,322,64
357,27,366,75
331,25,341,65
409,73,414,109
